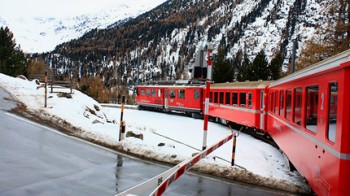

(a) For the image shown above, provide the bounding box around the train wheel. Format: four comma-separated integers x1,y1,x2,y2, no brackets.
219,118,227,125
192,113,203,119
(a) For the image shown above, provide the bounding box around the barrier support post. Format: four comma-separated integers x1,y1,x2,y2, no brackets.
231,134,237,166
229,126,242,166
119,96,125,141
121,120,126,140
44,70,48,108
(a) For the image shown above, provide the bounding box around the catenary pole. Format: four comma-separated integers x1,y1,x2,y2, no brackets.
202,43,213,150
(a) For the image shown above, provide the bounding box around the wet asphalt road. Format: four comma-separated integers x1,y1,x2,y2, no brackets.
0,88,293,196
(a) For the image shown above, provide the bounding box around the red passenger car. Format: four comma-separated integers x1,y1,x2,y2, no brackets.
136,84,204,114
208,81,270,131
164,86,204,113
136,85,166,110
266,50,350,195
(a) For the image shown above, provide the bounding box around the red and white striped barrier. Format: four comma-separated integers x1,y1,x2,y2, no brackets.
150,133,233,196
117,164,181,196
117,133,233,196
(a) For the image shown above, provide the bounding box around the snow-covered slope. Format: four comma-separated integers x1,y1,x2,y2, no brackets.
0,0,167,53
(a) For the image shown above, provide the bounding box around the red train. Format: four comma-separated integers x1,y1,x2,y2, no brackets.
136,81,203,116
136,49,350,195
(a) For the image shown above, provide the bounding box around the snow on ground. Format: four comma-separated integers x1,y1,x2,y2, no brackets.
0,73,310,193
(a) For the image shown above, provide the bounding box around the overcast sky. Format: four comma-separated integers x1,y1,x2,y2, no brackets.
0,0,137,17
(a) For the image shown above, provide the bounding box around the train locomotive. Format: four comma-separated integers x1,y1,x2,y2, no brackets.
136,49,350,195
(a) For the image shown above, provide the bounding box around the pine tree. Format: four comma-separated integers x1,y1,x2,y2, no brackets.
236,54,251,82
269,51,282,80
212,50,234,83
0,27,27,77
251,49,269,80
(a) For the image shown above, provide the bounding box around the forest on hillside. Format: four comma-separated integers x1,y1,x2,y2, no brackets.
1,0,349,103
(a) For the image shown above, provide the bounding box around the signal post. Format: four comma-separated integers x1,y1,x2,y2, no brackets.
202,43,213,150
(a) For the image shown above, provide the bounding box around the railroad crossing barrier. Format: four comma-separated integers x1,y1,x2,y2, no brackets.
150,133,233,196
117,133,234,196
117,164,181,196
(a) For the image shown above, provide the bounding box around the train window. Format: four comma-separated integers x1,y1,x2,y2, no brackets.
270,92,274,112
294,88,303,125
286,89,292,121
225,92,230,105
260,91,264,110
152,89,156,97
328,82,338,143
210,92,213,102
232,92,238,105
146,89,151,96
141,89,145,96
248,93,252,108
178,89,185,99
170,89,176,98
279,90,284,116
240,92,246,107
158,89,161,97
274,91,279,114
219,92,224,104
194,90,200,100
214,92,218,103
306,85,319,133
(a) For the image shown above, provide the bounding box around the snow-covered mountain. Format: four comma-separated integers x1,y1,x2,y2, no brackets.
39,0,340,85
0,0,167,53
2,0,345,87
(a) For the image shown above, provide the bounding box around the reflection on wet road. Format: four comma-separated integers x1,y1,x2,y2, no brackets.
0,88,293,196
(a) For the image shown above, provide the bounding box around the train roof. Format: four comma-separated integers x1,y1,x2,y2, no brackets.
137,84,204,88
211,80,271,89
270,49,350,87
138,80,205,88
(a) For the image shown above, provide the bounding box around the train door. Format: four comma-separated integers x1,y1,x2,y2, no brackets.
260,90,265,130
164,89,169,111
